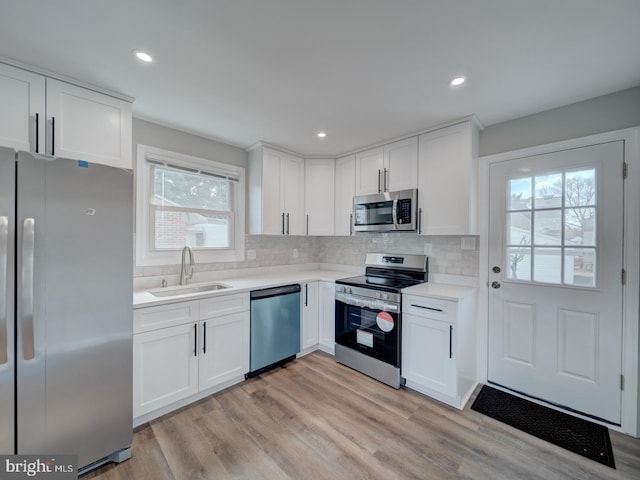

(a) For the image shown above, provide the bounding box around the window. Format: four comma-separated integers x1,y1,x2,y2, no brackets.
136,145,245,266
505,168,597,287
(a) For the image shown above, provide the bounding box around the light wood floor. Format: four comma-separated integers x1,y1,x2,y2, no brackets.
85,352,640,480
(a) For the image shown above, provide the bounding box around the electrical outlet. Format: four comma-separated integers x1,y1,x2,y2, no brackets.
423,243,432,255
461,237,476,250
247,249,256,260
292,248,299,258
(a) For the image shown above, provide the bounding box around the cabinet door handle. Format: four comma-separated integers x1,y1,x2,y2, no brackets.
281,213,285,235
35,113,40,153
449,325,453,359
306,214,309,236
202,321,207,354
193,323,198,357
383,168,388,192
349,213,353,236
51,116,55,156
418,207,422,235
377,169,381,193
286,213,290,235
410,304,443,313
305,284,308,306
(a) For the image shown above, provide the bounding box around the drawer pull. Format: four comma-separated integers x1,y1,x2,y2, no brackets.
410,304,444,313
449,325,453,359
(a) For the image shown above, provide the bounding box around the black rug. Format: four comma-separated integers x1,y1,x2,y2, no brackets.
471,385,615,468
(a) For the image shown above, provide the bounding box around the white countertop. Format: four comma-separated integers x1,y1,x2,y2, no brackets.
402,282,476,301
135,266,477,308
134,269,350,308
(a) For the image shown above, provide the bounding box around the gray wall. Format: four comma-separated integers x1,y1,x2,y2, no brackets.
479,87,640,156
133,118,247,169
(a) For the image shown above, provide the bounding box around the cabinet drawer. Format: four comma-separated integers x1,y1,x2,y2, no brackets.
403,295,457,323
200,293,249,319
134,300,200,334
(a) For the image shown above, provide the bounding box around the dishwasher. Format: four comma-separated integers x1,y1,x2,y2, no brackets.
247,284,301,378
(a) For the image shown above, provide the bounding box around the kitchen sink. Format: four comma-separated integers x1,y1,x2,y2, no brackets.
149,282,231,297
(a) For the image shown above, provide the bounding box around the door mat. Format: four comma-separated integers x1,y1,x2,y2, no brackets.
471,385,615,468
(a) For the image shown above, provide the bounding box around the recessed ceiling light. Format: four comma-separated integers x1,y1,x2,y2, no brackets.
133,50,153,63
449,76,465,87
317,132,327,138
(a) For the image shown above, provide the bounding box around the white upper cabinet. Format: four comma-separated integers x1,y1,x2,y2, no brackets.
354,147,384,195
0,63,132,168
383,136,418,192
334,154,356,236
248,146,305,235
418,120,479,235
0,63,45,152
354,138,418,195
304,158,335,235
45,79,132,168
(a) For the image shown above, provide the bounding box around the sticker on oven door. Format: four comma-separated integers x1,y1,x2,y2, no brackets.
357,329,374,348
376,312,395,332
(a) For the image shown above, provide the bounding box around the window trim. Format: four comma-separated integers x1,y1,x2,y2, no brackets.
135,144,245,266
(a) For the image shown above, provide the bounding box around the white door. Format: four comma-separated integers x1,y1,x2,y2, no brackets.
383,136,418,192
355,147,384,195
488,141,624,424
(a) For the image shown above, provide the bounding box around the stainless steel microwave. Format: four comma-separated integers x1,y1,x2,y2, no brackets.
353,188,417,232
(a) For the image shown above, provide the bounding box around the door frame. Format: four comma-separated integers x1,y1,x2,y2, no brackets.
478,127,640,437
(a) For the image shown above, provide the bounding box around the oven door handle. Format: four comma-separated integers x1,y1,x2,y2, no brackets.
335,292,399,313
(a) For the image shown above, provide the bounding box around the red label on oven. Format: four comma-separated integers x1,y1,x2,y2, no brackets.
376,312,394,332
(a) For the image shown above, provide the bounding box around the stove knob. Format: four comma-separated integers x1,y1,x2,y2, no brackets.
345,286,352,294
381,293,388,300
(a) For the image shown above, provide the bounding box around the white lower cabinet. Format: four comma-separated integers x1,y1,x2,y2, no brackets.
133,323,200,417
199,312,250,391
300,280,335,355
301,282,319,353
402,292,476,409
133,293,249,424
318,281,336,354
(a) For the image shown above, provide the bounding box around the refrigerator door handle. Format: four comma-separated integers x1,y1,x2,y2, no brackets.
0,216,8,364
21,218,35,360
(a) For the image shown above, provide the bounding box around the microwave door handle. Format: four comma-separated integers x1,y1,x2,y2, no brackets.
392,198,399,230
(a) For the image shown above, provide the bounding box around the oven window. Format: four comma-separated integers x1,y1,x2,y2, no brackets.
335,302,399,366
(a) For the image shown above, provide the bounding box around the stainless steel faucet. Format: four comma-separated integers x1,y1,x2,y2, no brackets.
180,246,195,285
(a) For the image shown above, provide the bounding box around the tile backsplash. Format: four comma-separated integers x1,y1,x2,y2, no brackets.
134,234,479,288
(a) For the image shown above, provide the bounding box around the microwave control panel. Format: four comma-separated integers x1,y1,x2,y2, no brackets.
397,198,412,224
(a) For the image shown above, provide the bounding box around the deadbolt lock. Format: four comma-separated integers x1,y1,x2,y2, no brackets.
492,266,501,274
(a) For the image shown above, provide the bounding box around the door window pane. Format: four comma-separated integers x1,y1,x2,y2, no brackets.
565,208,596,246
564,248,596,287
533,248,562,284
565,169,596,207
534,210,562,245
534,173,562,208
507,212,531,245
506,247,531,281
508,177,532,210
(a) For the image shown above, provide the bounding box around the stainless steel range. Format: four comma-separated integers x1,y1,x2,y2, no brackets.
334,253,428,388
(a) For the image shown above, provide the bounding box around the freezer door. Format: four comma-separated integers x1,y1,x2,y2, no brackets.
0,147,15,454
16,152,133,468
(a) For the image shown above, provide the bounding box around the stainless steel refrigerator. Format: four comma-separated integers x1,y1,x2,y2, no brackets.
0,147,133,473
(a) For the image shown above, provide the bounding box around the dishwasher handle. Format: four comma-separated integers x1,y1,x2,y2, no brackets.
250,283,301,300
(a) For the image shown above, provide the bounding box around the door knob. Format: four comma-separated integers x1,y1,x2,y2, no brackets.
492,266,501,273
491,281,501,289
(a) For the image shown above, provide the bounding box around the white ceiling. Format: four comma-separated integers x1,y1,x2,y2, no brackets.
1,0,639,156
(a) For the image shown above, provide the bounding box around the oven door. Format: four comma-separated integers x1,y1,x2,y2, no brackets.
335,292,400,366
